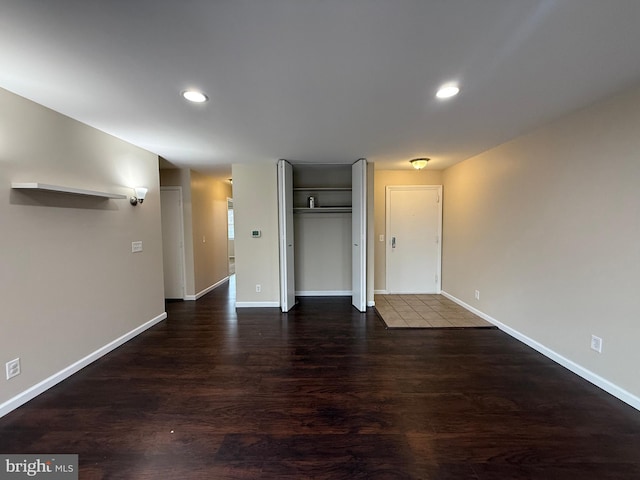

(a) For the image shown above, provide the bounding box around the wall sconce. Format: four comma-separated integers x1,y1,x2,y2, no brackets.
410,158,430,170
130,187,148,206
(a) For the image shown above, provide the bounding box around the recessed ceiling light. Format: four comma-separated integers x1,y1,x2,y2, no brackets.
436,84,460,99
182,90,208,103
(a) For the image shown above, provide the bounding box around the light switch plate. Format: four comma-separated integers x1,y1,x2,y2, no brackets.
131,241,143,253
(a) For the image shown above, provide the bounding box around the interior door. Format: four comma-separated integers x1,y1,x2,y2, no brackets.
160,187,185,299
351,158,367,311
277,159,296,311
386,185,442,294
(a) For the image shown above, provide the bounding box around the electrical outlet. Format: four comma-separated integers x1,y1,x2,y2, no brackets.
474,290,480,300
256,284,261,293
6,358,20,380
131,241,143,253
591,335,603,353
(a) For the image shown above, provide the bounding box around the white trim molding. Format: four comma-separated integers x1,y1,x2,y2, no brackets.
295,290,351,296
235,301,280,308
0,312,168,418
441,291,640,412
185,276,229,301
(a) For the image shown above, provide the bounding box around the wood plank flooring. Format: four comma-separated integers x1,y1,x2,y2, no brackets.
2,278,640,479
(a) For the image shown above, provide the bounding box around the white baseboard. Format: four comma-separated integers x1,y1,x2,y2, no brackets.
375,290,441,295
367,300,376,307
184,276,229,301
0,312,168,418
235,301,280,308
295,290,351,296
440,291,640,412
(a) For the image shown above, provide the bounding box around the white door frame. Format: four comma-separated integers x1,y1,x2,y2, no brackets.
226,197,234,275
277,159,296,311
352,158,367,311
385,185,442,294
160,186,187,300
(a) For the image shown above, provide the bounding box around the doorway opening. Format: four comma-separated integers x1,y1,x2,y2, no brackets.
227,198,235,275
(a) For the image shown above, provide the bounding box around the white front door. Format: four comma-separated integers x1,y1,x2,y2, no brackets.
351,158,367,311
277,159,296,311
386,185,442,294
160,187,186,299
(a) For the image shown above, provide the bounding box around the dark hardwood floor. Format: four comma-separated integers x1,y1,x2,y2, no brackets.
2,278,640,479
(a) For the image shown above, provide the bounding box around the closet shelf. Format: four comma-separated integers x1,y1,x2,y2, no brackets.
294,206,352,213
11,182,127,199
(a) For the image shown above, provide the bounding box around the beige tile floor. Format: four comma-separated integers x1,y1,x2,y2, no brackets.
374,294,494,328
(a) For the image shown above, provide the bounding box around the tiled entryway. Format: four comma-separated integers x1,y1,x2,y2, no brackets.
374,294,494,328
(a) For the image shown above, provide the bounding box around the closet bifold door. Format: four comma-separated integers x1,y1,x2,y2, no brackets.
351,158,367,311
277,159,296,312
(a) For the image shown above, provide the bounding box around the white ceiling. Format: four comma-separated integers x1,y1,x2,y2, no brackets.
2,0,640,176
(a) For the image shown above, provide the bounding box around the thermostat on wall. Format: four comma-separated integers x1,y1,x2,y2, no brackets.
251,229,261,238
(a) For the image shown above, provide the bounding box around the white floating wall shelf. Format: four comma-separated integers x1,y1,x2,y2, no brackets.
11,182,127,199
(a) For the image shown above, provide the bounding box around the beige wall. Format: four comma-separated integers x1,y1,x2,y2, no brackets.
190,170,232,294
294,213,352,293
0,88,165,410
442,82,640,401
232,163,280,306
373,169,443,292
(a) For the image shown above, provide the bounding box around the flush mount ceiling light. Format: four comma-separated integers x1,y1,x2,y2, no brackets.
436,83,460,99
181,90,208,103
410,158,430,170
